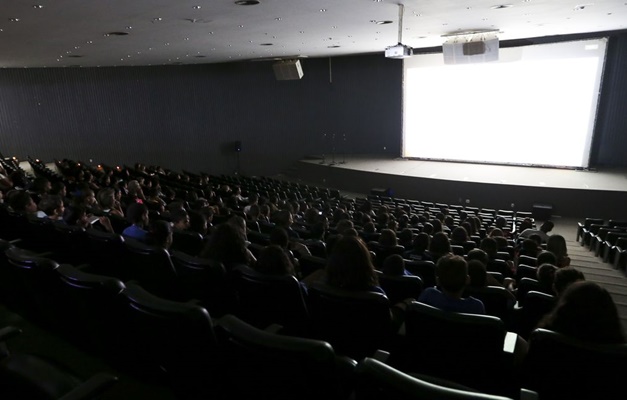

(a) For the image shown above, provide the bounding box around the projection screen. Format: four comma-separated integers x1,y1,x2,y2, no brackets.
402,38,608,168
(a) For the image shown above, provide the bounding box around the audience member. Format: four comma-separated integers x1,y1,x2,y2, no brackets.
418,255,485,314
553,267,585,297
538,281,624,344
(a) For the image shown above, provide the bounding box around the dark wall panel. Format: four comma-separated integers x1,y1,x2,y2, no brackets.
0,55,402,175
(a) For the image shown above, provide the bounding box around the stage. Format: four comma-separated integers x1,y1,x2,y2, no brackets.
288,156,627,219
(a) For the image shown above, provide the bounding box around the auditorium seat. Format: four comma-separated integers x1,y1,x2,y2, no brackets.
404,260,436,288
390,301,519,397
215,314,356,400
375,271,423,305
512,291,556,340
354,357,516,400
522,328,627,400
0,326,118,400
122,238,180,300
231,264,311,335
307,282,392,360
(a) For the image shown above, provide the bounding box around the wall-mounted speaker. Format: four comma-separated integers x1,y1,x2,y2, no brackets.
273,59,304,80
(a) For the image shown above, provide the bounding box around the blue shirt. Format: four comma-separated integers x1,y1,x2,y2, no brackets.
122,224,148,242
418,287,485,315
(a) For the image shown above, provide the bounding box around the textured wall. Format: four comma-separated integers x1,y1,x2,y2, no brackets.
0,55,402,176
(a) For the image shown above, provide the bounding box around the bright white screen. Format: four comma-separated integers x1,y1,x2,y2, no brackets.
402,39,607,168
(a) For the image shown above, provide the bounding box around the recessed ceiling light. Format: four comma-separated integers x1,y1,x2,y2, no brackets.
275,17,282,21
235,0,260,5
8,18,20,22
193,5,201,9
32,5,43,9
152,17,163,22
490,4,513,9
574,4,593,11
320,9,327,12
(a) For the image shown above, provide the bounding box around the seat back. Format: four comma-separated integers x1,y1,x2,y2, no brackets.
368,243,406,268
54,263,125,354
463,286,513,323
123,238,179,299
513,291,556,339
307,282,391,359
404,260,436,288
395,301,509,395
515,264,537,283
215,314,354,400
298,254,327,279
51,222,89,266
115,282,221,396
85,228,126,277
523,328,627,400
4,247,61,328
170,251,233,317
515,277,543,306
354,357,514,400
376,272,423,304
171,230,204,256
232,265,310,334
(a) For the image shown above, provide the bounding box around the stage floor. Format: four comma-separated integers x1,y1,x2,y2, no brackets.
294,156,627,218
301,156,627,192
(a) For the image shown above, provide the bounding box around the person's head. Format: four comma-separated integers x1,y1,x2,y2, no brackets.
38,195,64,218
148,220,173,249
412,232,431,252
430,232,451,256
272,209,293,229
9,190,38,215
547,234,568,259
436,255,469,296
97,187,116,209
126,203,149,227
188,210,208,235
170,209,190,231
553,267,585,297
378,229,398,247
335,219,355,235
50,181,66,197
326,235,378,291
200,222,250,265
540,221,554,234
521,239,540,257
362,221,376,234
489,228,504,238
382,254,406,276
467,259,488,287
398,228,414,246
536,250,557,267
480,237,498,259
63,205,88,227
310,221,326,241
467,248,489,266
32,177,51,194
540,281,624,344
536,263,558,290
255,245,295,276
451,226,468,243
269,227,290,249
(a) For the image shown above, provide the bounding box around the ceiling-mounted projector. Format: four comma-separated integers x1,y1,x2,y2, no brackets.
385,43,412,59
384,4,412,59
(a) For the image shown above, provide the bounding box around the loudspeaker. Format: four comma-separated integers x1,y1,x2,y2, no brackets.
273,59,304,80
463,41,486,56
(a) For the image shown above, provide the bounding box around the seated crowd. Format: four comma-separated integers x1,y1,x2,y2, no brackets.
0,158,624,398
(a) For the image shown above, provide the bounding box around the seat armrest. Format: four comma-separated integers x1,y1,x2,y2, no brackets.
59,373,118,400
264,323,284,334
0,326,23,342
372,349,390,363
520,388,539,400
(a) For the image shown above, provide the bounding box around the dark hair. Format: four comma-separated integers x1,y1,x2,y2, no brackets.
8,190,34,213
326,235,378,291
63,205,87,226
536,263,558,290
200,223,251,267
255,245,295,276
39,195,63,215
269,227,289,248
126,203,148,225
553,267,585,296
430,232,451,257
467,248,489,265
467,259,487,287
480,237,498,259
378,229,398,247
451,226,468,243
436,255,468,293
382,254,405,276
539,281,624,344
147,220,172,249
536,250,557,266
